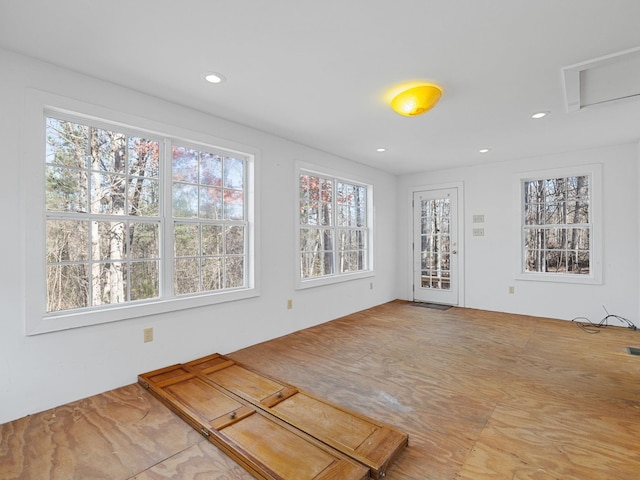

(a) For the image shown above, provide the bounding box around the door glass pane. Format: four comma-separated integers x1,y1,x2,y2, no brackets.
420,198,451,290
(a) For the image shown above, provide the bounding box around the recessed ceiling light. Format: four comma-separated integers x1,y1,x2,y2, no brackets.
479,148,491,153
204,72,226,84
531,111,549,119
376,148,387,152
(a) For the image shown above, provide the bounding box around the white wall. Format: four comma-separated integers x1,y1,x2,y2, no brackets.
0,49,398,424
397,144,640,323
3,46,638,425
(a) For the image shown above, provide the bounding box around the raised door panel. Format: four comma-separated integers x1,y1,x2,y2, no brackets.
270,392,377,450
223,413,362,480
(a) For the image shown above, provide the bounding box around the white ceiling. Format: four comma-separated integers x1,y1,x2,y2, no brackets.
2,0,640,175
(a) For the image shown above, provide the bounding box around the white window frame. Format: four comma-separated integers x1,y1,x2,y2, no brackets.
23,90,259,335
295,162,374,290
514,164,602,285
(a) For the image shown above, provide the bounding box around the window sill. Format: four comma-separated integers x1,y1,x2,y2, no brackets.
296,270,375,290
514,272,602,285
26,288,259,335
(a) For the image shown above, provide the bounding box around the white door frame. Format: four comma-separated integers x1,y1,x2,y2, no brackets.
407,182,465,306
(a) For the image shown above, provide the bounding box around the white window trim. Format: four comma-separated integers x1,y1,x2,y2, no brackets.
23,90,260,335
294,161,374,290
514,164,602,285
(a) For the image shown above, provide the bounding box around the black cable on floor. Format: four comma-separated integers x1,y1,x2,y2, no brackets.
572,305,638,333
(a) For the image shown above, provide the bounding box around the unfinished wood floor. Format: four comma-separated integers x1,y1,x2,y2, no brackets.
2,300,640,479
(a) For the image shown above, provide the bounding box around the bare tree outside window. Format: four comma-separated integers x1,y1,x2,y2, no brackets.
523,175,590,275
46,117,160,312
172,145,246,295
45,116,249,315
299,172,369,280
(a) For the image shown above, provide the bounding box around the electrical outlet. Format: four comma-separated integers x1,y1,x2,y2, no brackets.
472,214,485,223
369,282,374,290
287,299,293,309
508,286,515,294
143,327,154,343
473,228,485,236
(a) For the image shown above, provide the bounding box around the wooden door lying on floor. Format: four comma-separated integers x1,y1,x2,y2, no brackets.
139,363,368,480
185,353,408,478
139,353,408,480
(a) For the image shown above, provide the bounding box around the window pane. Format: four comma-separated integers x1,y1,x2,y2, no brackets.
566,175,589,200
128,177,159,216
525,249,544,273
338,230,353,250
129,222,159,259
544,203,565,224
566,201,589,224
92,221,126,261
46,264,89,312
524,180,544,204
46,118,88,168
202,257,223,290
199,187,223,219
339,251,359,273
90,129,126,174
174,223,199,257
46,166,88,212
92,262,126,305
173,183,198,217
90,172,126,215
224,189,244,220
524,203,543,226
47,220,89,262
300,228,311,251
174,258,200,295
202,225,223,256
575,251,590,274
544,228,563,250
226,226,244,254
225,256,244,288
524,228,541,249
569,227,590,250
546,250,567,273
129,261,159,300
128,137,159,178
200,152,222,186
301,252,334,278
224,156,244,189
172,146,198,183
546,178,565,202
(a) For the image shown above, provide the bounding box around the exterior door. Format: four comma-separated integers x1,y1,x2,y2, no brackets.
413,188,459,305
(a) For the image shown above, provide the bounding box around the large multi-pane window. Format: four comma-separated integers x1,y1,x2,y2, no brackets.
522,174,591,276
44,114,251,317
298,170,371,282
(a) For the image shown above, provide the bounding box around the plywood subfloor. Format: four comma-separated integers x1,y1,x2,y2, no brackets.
2,300,640,479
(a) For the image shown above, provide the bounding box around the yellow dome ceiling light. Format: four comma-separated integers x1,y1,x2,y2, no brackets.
390,83,442,117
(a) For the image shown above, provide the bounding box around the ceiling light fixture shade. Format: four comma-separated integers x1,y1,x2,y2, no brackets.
391,84,442,116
